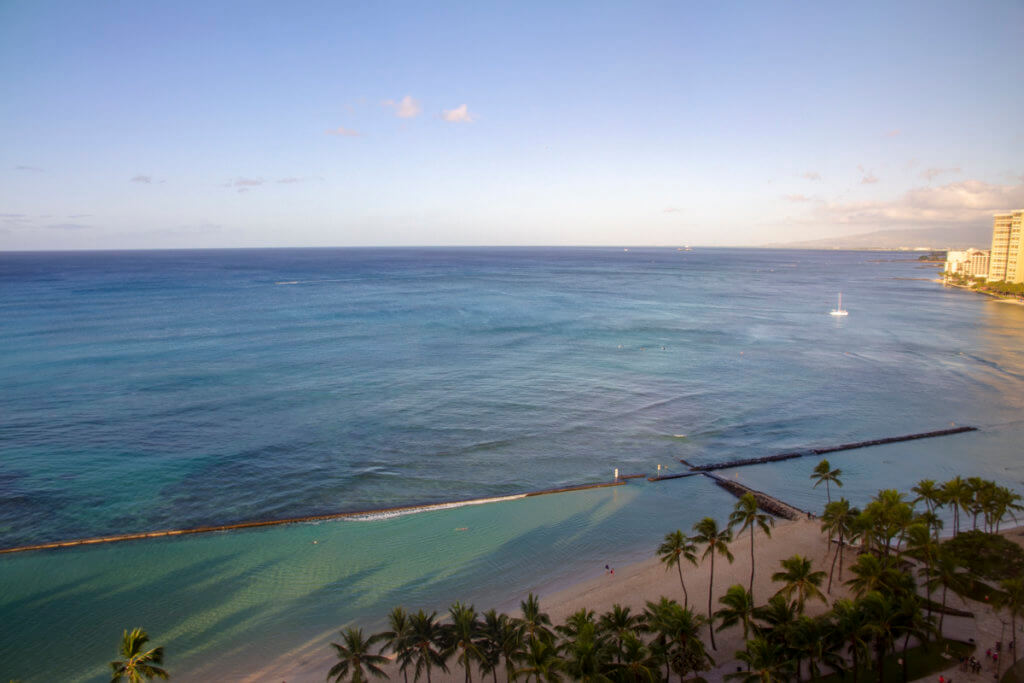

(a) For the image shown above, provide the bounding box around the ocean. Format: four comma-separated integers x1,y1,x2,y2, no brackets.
1,247,1022,681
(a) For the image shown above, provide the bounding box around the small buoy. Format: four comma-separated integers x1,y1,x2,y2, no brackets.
312,540,318,545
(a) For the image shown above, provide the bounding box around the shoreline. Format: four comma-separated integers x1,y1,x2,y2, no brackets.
937,278,1024,306
258,515,836,682
258,514,1024,683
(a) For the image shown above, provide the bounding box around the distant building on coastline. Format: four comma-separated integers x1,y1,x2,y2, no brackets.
989,210,1024,283
945,248,990,279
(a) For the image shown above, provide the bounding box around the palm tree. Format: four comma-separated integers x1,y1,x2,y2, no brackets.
861,489,913,557
597,604,643,663
610,631,659,682
752,594,798,642
911,479,943,516
487,611,522,683
644,598,713,681
904,524,938,618
408,610,450,683
892,596,935,683
941,476,969,536
379,607,414,683
555,607,596,641
110,628,168,683
845,553,901,599
714,584,756,640
641,597,676,682
560,622,612,683
831,598,870,682
820,498,859,593
729,493,774,600
922,546,971,636
514,636,562,682
860,591,901,683
725,636,794,682
692,516,734,651
771,555,826,614
657,530,698,608
992,486,1024,533
447,602,482,683
476,609,508,683
328,627,388,683
519,593,554,644
810,459,843,503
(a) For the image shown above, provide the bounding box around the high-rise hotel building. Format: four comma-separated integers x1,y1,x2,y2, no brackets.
989,210,1024,283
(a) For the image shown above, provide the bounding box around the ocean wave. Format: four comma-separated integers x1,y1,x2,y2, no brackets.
344,493,528,522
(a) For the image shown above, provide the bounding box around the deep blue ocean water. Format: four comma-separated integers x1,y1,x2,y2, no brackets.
1,247,1022,681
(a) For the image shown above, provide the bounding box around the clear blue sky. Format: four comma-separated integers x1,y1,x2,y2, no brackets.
2,0,1022,249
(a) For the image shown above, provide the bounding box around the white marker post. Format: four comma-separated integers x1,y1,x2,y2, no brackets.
614,468,619,480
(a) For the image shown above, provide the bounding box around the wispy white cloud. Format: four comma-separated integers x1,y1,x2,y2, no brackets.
14,165,43,172
921,167,961,182
858,165,879,184
382,95,422,119
45,222,92,231
325,126,361,136
441,104,475,123
221,177,265,194
808,179,1024,227
1,213,32,225
801,171,821,181
130,174,152,184
663,207,683,213
784,194,812,202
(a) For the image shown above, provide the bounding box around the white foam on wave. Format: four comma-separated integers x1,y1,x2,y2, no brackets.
344,493,529,522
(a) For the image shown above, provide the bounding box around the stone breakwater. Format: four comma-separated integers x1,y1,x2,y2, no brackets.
702,472,808,520
688,426,977,472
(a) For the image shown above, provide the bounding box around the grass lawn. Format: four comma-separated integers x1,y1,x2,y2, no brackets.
814,639,974,682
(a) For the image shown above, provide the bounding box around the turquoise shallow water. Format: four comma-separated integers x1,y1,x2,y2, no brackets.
1,247,1022,681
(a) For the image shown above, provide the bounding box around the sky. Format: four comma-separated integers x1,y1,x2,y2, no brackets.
1,0,1023,250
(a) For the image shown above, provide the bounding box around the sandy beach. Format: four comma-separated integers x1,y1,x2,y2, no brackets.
254,513,1024,683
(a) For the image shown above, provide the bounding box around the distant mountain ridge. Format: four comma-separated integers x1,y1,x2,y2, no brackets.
767,225,991,250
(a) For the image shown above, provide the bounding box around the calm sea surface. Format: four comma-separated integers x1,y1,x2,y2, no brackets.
1,247,1022,681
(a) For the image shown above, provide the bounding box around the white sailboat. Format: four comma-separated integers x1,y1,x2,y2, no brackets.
829,292,849,316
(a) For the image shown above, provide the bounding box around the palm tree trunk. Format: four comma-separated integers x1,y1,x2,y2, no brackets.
676,562,688,608
826,480,831,503
749,527,756,598
838,531,845,581
924,558,933,619
828,540,840,593
876,639,885,683
939,585,947,636
708,553,717,650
